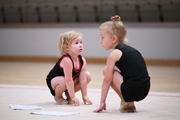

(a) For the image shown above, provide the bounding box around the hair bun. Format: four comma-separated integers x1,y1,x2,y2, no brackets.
111,15,121,22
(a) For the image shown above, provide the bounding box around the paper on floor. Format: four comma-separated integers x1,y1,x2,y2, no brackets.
30,111,80,116
9,104,42,110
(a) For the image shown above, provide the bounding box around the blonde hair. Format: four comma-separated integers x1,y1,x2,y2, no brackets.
58,31,83,56
99,15,127,44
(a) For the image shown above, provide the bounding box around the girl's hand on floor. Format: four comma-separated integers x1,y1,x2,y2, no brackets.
82,96,92,105
72,97,80,106
93,102,106,112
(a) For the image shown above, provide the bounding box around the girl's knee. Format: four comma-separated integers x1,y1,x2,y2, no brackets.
51,77,65,90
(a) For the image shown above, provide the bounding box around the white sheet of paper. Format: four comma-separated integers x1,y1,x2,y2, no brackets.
30,111,80,116
9,104,42,110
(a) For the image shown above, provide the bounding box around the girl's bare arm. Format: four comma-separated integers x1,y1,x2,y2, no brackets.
100,49,122,103
79,57,87,97
79,57,92,104
61,57,75,98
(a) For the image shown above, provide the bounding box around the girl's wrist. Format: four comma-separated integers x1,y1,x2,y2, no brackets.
71,96,76,99
82,95,87,98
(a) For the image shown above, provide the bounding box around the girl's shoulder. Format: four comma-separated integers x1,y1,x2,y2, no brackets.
107,49,122,63
59,55,72,65
60,54,71,60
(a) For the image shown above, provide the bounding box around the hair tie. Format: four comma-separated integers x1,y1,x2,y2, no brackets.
111,18,116,22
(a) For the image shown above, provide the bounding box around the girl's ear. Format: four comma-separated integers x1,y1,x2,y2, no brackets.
64,44,69,52
112,35,117,43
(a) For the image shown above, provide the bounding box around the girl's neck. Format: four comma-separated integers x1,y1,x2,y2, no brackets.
68,53,79,70
112,42,119,49
67,53,78,61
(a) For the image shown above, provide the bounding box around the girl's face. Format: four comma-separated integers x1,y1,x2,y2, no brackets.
100,29,114,50
68,36,83,56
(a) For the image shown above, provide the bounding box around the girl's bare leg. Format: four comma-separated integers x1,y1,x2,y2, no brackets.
65,71,91,104
112,71,136,112
111,70,124,99
51,76,68,105
104,67,136,112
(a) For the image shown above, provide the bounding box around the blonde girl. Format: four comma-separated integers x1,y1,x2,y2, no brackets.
46,31,92,106
94,15,150,113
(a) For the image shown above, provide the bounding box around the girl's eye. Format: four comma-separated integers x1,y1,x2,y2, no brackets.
75,41,82,44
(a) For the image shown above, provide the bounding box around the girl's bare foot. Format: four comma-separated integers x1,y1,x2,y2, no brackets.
65,91,73,104
120,101,136,113
54,97,68,105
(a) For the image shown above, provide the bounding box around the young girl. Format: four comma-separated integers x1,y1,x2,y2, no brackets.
94,15,150,113
46,31,92,106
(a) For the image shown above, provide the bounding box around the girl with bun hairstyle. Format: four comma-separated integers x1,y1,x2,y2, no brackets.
94,15,150,113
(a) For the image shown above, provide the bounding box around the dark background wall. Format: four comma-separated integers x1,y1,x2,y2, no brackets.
0,0,180,24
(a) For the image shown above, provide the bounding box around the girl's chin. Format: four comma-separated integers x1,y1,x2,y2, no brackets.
104,48,109,50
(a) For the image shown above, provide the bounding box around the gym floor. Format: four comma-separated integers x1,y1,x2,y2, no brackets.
0,61,180,120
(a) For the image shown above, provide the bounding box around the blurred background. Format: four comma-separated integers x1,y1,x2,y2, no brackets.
0,0,180,23
0,0,180,62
